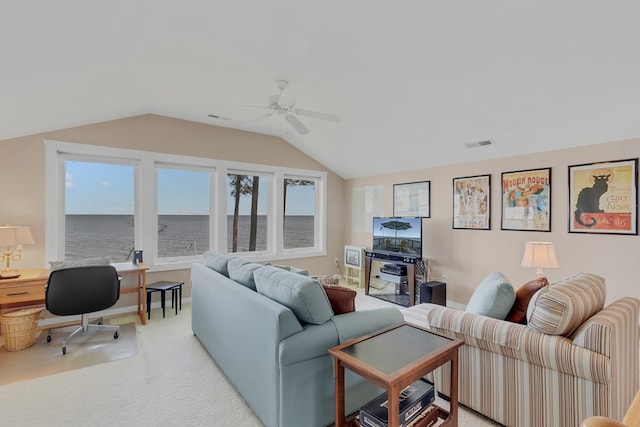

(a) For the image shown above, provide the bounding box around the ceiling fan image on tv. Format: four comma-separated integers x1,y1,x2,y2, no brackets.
209,80,340,135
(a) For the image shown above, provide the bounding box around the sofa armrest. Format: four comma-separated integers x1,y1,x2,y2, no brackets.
329,307,404,344
403,303,610,383
571,297,640,356
572,297,640,418
278,307,403,366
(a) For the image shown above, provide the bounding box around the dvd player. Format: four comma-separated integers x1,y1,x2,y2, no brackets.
380,263,407,276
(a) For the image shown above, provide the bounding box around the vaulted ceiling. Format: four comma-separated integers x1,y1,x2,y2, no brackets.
2,1,639,179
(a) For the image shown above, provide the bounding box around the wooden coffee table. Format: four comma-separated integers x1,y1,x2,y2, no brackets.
329,323,463,427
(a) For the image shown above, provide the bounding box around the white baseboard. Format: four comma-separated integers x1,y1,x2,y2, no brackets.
38,298,193,327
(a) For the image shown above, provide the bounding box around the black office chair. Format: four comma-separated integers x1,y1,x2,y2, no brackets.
45,265,121,355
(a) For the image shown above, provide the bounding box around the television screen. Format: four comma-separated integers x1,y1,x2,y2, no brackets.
372,217,422,257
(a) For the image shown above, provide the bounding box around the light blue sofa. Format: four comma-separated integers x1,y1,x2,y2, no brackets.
191,252,403,427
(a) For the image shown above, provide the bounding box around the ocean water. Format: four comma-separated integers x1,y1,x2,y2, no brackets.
65,215,314,261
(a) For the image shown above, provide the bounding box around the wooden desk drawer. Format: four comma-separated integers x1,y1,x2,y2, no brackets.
0,284,46,305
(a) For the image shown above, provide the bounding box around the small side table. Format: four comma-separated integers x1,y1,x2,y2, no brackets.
146,281,183,319
329,323,463,427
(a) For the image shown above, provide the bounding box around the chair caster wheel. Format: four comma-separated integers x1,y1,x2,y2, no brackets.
47,334,51,343
114,331,119,339
62,346,66,355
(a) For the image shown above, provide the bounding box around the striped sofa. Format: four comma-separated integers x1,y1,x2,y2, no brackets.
402,273,640,427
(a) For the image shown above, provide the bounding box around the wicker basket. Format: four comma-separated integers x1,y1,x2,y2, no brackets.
0,307,44,351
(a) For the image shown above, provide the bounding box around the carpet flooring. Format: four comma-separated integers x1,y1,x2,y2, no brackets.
0,294,499,426
0,321,137,386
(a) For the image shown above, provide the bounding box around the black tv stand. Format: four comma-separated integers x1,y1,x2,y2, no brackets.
364,251,423,307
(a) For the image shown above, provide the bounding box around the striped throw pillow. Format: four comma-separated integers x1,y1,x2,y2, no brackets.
526,273,605,336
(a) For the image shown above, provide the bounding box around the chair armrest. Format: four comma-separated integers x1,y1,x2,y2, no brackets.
580,416,626,427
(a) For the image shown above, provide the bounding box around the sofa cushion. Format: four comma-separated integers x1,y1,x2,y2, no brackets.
322,284,356,314
264,263,310,276
504,278,547,324
466,272,515,319
254,266,334,325
290,266,310,276
526,273,606,336
227,257,262,291
202,251,233,277
49,257,111,271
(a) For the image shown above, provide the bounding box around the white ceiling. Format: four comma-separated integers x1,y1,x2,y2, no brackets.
2,1,639,179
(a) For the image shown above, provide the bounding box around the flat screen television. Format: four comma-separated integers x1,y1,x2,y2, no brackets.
372,216,422,257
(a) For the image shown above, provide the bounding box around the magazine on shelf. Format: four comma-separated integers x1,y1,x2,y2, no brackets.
358,379,435,427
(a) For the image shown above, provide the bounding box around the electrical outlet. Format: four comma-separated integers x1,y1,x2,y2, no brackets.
334,257,339,265
442,273,448,283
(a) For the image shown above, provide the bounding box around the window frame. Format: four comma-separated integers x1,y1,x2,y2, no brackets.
44,140,327,271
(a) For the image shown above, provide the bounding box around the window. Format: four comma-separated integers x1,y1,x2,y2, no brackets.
284,177,317,249
64,159,135,262
157,166,211,259
45,140,327,269
226,172,270,253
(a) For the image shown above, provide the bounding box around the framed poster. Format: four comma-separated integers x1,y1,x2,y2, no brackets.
452,174,491,229
568,158,638,234
393,181,430,217
501,167,552,231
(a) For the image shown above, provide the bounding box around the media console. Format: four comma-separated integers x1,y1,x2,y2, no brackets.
364,251,426,307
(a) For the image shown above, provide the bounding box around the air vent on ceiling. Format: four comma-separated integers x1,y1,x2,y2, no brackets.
465,139,495,149
207,113,230,120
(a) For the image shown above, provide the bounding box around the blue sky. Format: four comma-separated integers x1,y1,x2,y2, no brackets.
65,161,314,215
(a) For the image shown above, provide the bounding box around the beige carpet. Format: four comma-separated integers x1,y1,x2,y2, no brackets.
0,298,499,426
0,321,137,386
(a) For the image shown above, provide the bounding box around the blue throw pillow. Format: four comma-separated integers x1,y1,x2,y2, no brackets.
227,257,262,291
202,251,234,277
254,265,333,325
466,272,515,319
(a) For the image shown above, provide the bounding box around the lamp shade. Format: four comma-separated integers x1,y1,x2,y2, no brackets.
521,241,559,269
0,225,35,246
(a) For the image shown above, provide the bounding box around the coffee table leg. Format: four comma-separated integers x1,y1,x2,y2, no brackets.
334,358,346,427
388,385,400,427
449,350,459,426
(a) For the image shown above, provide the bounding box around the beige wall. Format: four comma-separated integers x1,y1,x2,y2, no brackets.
345,137,640,306
0,114,346,309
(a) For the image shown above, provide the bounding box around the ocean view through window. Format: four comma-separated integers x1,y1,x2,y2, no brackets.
284,177,316,249
46,140,327,266
157,167,211,258
65,160,134,262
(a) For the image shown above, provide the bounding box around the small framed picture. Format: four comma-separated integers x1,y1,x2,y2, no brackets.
569,158,638,235
344,246,362,268
452,174,491,230
393,181,430,218
501,167,552,231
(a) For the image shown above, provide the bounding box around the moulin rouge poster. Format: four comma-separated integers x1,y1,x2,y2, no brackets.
501,168,551,231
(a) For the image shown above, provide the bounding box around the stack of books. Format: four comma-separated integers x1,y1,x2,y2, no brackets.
358,379,436,427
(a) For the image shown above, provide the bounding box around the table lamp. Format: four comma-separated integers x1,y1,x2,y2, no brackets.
520,241,559,282
0,225,34,279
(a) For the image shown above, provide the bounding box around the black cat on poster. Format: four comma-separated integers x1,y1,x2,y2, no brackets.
574,174,610,227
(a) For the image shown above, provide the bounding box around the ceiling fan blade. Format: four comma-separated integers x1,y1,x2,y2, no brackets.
284,114,310,135
294,108,341,122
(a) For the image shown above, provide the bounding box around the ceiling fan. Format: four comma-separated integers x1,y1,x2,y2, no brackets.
212,80,340,135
